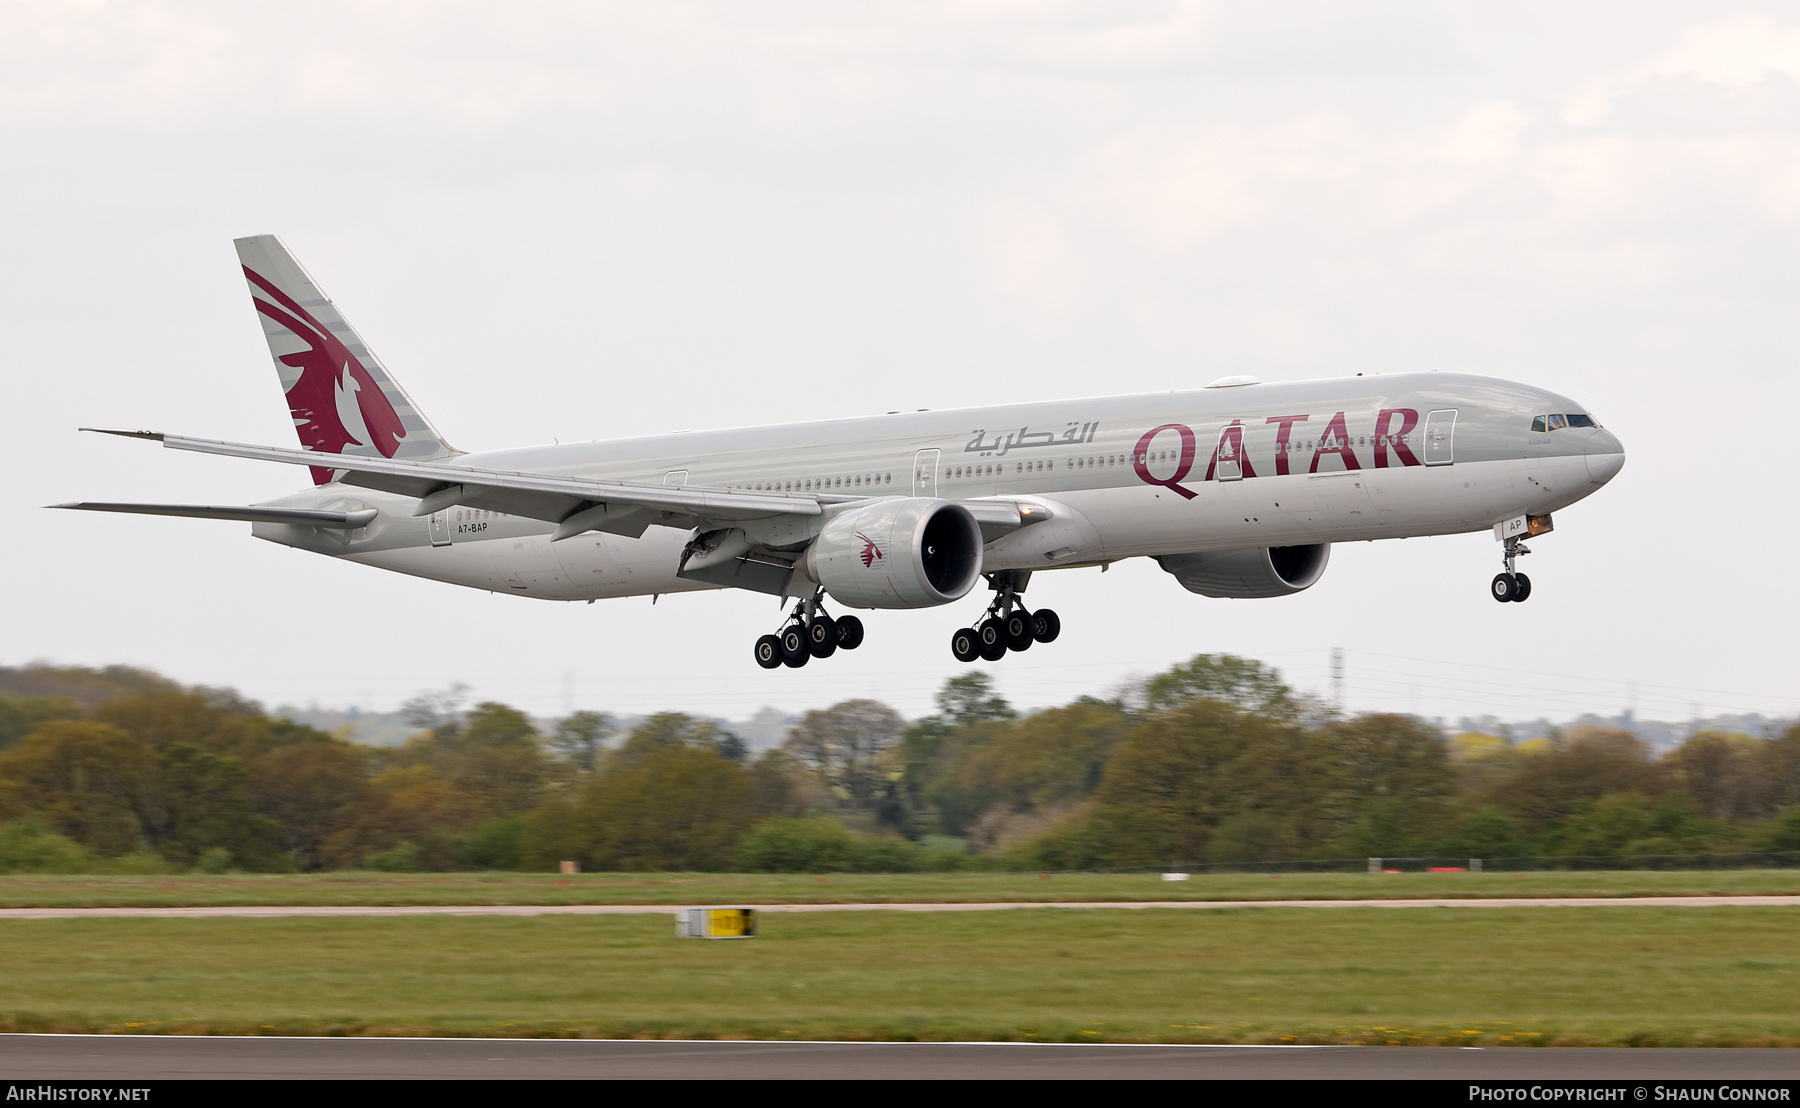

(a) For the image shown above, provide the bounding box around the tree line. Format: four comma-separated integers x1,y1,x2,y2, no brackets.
0,659,1795,873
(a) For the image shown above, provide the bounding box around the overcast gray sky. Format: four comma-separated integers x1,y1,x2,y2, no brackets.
5,2,1797,726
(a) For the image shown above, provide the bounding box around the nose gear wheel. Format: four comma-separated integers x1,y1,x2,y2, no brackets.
1491,536,1535,603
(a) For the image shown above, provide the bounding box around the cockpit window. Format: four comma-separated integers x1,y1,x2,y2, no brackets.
1533,413,1601,432
1531,412,1602,432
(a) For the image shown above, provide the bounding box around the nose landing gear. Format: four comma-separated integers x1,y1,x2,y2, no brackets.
1491,536,1533,603
950,571,1060,663
753,591,865,669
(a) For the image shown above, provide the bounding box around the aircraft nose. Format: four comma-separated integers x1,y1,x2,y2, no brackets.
1586,429,1625,485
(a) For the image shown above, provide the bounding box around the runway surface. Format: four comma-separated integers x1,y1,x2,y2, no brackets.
1,896,1798,919
3,1035,1799,1079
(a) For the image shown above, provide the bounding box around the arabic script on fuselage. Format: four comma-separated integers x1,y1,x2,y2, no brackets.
963,422,1099,456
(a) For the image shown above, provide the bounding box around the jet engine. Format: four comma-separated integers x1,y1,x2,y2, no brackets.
1156,544,1330,599
802,498,983,609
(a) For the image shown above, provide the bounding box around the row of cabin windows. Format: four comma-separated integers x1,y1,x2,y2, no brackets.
1531,413,1599,432
935,436,1419,483
742,473,894,493
455,433,1423,515
722,431,1430,496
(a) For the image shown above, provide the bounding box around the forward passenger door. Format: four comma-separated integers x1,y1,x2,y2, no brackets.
1423,410,1457,466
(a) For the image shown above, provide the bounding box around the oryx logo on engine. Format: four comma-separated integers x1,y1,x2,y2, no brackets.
856,533,884,568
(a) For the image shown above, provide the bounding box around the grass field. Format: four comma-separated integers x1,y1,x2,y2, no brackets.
1,869,1799,907
2,907,1797,1045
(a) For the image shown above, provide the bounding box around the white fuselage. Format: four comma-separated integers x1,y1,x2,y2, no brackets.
253,371,1625,604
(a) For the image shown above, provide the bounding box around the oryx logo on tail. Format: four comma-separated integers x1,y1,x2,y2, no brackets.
857,533,884,568
244,266,407,484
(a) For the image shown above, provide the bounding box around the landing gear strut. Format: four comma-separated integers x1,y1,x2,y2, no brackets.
1490,536,1533,603
753,590,864,669
950,571,1060,663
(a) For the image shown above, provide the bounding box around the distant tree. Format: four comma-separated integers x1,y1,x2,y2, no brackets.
251,740,374,870
1669,731,1771,822
0,818,93,873
619,713,736,760
716,730,749,764
453,703,548,817
745,749,803,819
1090,698,1301,866
921,703,1134,836
0,721,155,855
1438,805,1534,860
983,702,1132,809
1492,726,1665,829
549,710,615,773
0,664,175,710
0,696,79,751
1769,724,1800,811
154,743,284,870
1321,714,1452,804
785,700,904,808
400,683,470,731
551,744,755,871
935,673,1015,727
734,817,858,873
93,690,271,759
1550,793,1722,857
1761,806,1800,852
1142,654,1293,716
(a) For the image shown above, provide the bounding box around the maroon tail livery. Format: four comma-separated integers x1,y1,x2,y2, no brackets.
234,234,456,484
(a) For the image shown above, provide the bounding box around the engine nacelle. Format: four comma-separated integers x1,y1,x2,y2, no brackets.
1156,544,1330,598
802,498,983,609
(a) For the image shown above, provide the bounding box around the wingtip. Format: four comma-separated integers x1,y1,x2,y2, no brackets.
79,427,165,441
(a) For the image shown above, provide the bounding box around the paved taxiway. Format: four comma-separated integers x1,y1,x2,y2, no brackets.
3,1036,1800,1079
1,896,1797,919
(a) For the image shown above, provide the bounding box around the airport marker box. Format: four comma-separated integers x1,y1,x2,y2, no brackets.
676,907,759,939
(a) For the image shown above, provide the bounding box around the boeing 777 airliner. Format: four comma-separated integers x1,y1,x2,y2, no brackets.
58,236,1626,669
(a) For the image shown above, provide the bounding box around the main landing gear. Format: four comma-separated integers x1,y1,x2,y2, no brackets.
1491,535,1533,603
950,571,1060,663
753,590,865,669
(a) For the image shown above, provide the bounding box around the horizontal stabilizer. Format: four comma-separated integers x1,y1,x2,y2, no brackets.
50,502,378,529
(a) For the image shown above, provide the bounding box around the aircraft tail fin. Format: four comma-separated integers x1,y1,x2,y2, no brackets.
234,234,458,484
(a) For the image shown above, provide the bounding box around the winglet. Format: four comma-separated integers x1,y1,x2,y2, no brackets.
80,428,166,441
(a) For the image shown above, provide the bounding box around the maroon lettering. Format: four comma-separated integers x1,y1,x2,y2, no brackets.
1203,420,1258,481
1308,411,1360,473
1133,423,1198,499
1373,408,1421,467
1266,414,1309,476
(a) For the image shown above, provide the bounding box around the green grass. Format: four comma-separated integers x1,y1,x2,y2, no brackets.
0,869,1797,908
2,907,1797,1045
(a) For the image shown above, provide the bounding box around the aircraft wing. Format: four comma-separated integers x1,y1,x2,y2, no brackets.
82,429,845,537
